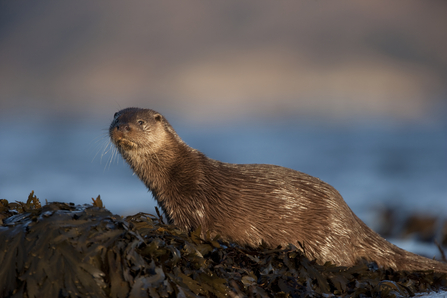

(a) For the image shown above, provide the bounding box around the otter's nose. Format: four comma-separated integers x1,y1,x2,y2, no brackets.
115,124,131,132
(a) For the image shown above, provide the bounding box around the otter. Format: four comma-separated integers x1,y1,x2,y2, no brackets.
109,107,447,272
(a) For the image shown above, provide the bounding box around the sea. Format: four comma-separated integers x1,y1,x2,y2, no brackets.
1,114,446,258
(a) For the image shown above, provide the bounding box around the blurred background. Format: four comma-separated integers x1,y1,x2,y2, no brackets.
0,1,446,256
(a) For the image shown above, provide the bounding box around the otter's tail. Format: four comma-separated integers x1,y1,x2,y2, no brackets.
357,217,447,273
391,244,447,273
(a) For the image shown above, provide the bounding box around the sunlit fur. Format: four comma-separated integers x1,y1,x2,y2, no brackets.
110,107,447,272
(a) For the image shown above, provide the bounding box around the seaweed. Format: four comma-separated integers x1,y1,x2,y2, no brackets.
0,192,446,297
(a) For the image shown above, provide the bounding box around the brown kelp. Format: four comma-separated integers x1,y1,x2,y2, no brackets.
0,192,446,297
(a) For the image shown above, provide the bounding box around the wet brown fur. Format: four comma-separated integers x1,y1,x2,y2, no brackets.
110,107,447,273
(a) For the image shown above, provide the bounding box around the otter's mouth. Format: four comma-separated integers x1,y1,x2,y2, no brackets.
110,128,139,151
113,137,138,151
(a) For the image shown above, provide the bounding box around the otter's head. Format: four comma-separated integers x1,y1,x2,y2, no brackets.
109,108,174,157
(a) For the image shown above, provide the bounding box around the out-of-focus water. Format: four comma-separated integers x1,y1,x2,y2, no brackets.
1,116,446,256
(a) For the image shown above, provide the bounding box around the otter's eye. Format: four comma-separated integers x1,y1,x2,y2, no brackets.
137,120,145,125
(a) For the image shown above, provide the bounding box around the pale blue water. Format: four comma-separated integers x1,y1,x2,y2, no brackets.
1,115,446,255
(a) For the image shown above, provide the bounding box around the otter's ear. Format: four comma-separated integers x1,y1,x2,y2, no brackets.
154,114,162,122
